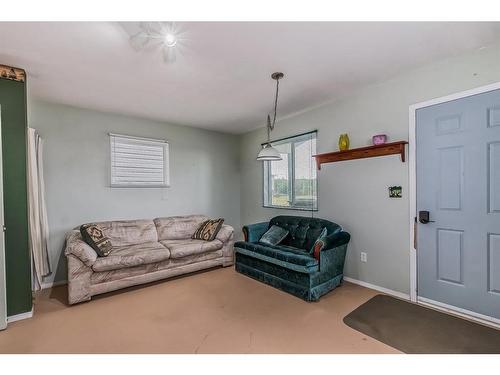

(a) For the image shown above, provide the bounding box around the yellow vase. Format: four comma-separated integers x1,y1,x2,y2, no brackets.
339,134,350,151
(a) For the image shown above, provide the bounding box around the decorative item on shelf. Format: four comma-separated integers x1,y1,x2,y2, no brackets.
338,133,350,151
372,134,387,145
389,186,402,198
257,72,285,161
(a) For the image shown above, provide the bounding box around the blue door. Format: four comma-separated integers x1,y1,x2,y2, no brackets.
416,88,500,320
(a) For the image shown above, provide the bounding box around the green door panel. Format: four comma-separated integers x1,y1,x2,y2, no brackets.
0,78,32,316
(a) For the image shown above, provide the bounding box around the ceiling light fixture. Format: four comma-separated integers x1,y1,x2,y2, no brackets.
164,33,177,48
257,72,285,161
129,22,179,63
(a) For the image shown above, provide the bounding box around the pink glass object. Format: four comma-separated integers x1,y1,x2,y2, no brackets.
372,134,387,145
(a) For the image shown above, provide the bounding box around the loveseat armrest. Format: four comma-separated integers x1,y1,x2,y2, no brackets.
317,231,350,275
323,231,350,251
242,222,269,243
64,230,98,267
216,224,234,243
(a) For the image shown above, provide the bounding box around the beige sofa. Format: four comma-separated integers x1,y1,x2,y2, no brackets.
64,214,234,304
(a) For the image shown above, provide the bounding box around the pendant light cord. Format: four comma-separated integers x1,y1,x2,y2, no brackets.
266,77,280,144
271,78,280,130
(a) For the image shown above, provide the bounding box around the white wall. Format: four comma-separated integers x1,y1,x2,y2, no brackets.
28,100,241,284
240,43,500,295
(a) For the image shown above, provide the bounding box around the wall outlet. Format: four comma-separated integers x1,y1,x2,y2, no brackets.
360,252,367,263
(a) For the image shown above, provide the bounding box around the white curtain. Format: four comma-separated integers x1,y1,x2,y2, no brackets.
27,128,51,290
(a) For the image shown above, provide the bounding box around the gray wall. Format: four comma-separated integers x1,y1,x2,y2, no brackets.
28,100,241,284
27,42,500,292
239,43,500,295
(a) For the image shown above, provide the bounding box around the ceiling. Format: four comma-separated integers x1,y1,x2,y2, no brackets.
1,22,500,134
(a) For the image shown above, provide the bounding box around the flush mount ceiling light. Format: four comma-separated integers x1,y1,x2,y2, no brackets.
164,33,177,47
257,72,285,161
129,22,180,63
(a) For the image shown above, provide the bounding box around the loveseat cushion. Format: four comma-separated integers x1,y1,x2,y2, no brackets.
234,241,319,273
259,225,289,246
154,215,208,240
160,239,223,259
269,216,341,251
92,242,170,272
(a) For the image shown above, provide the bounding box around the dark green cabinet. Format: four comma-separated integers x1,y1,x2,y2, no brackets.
0,67,32,316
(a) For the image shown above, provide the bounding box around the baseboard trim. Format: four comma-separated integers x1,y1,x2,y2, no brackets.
418,297,500,329
7,308,33,323
343,276,410,301
41,280,67,290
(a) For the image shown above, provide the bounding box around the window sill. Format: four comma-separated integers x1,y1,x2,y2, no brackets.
263,205,318,212
110,184,170,188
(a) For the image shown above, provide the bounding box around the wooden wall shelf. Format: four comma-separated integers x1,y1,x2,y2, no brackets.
313,141,408,170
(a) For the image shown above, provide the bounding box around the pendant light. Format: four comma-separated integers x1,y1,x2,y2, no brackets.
257,72,284,161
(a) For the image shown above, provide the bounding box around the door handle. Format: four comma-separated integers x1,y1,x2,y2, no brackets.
418,210,435,224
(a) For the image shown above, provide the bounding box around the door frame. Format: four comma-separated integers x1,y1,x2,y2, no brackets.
0,107,6,330
408,81,500,327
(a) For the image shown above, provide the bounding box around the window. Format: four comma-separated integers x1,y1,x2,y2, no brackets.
110,133,169,187
263,131,317,210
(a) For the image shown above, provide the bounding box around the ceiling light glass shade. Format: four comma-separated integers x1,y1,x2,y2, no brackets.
256,144,282,161
127,22,181,64
164,33,177,47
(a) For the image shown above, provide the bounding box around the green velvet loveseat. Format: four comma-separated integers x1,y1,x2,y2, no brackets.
234,215,350,301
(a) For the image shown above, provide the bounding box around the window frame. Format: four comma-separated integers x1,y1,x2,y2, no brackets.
263,131,318,211
109,133,170,188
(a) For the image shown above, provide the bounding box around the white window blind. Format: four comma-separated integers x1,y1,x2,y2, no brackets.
110,133,170,187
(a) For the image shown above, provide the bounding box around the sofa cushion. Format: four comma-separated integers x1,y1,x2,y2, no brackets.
160,239,223,259
269,216,342,251
92,242,170,272
80,223,113,257
154,215,208,240
215,224,234,243
192,218,224,241
91,250,223,285
234,241,319,273
91,219,158,247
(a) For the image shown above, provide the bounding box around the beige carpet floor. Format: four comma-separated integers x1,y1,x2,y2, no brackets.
0,267,399,354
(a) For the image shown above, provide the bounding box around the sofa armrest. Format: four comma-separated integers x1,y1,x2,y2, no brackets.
242,222,269,243
216,224,234,243
64,230,98,267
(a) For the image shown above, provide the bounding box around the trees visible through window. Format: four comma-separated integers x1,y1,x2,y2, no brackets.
263,131,317,210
